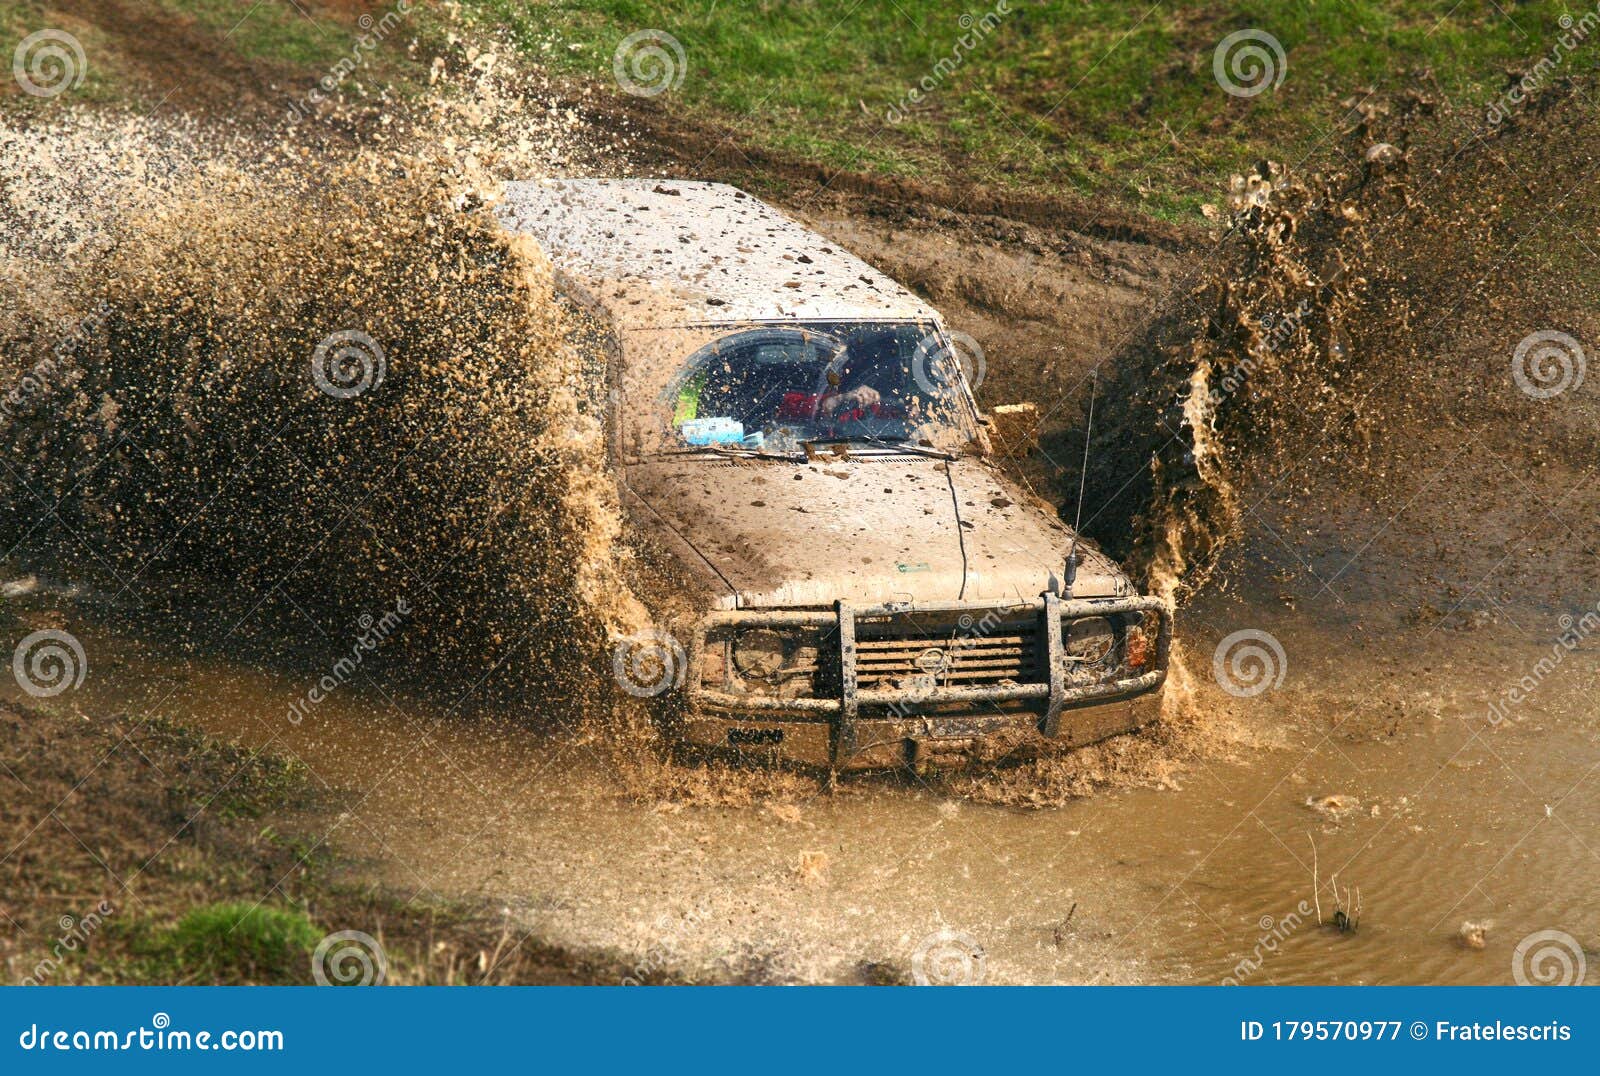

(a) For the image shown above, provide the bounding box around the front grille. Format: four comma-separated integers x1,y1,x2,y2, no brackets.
854,613,1044,690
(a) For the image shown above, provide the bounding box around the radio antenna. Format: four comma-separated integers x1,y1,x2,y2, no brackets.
1066,370,1097,593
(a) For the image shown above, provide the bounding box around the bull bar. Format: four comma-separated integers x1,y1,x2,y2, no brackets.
687,594,1172,767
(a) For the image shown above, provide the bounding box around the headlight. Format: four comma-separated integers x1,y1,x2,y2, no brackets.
1064,616,1114,664
722,627,822,698
733,628,789,680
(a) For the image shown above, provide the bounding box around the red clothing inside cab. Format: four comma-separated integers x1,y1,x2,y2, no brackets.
778,390,882,423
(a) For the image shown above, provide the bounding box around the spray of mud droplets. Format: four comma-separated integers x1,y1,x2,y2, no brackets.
0,101,647,729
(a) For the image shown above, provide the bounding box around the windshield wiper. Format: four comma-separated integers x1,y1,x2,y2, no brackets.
658,445,807,462
803,435,958,461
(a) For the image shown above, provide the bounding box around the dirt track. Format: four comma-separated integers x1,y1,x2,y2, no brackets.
3,10,1600,984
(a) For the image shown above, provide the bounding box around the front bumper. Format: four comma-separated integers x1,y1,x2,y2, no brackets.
683,594,1171,769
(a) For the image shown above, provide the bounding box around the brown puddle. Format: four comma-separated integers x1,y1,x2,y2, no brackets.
6,581,1595,986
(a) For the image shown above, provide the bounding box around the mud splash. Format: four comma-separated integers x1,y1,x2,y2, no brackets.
1139,76,1600,582
0,101,640,721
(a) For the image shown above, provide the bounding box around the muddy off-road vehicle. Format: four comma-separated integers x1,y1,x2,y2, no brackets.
498,179,1170,770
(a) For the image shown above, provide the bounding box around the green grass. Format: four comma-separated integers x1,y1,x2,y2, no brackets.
459,0,1599,220
5,1,1596,220
159,0,345,69
0,0,431,112
126,902,323,984
0,0,121,105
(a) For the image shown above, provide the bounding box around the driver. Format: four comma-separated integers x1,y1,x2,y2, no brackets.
776,380,881,422
672,332,913,434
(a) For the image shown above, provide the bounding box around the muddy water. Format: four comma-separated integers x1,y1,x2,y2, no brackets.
7,574,1595,986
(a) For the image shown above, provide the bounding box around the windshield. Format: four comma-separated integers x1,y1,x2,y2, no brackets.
663,321,978,456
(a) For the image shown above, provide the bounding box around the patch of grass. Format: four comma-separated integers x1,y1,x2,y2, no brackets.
0,0,131,108
12,1,1587,221
140,715,314,821
0,0,435,115
128,902,322,985
1,698,636,983
159,0,346,70
461,0,1597,219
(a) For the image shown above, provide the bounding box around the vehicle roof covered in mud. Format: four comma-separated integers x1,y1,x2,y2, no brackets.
494,179,938,331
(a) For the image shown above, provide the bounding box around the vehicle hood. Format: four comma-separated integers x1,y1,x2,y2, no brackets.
624,455,1131,609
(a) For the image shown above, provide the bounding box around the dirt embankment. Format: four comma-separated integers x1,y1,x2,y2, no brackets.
0,696,642,984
